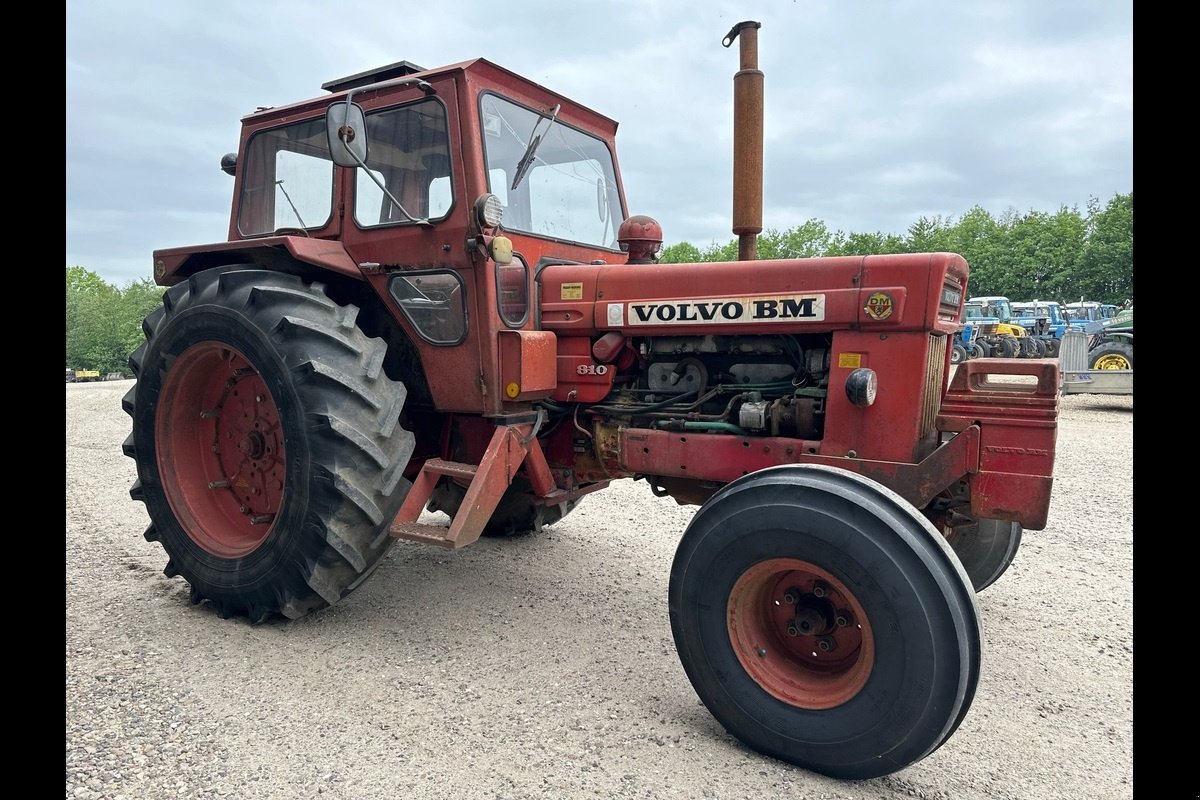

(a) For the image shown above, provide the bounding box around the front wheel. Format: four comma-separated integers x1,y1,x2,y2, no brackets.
950,344,968,365
1088,342,1133,370
669,465,981,779
945,517,1022,592
123,267,415,621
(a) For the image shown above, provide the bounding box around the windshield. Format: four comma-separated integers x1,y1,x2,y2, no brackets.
480,93,624,249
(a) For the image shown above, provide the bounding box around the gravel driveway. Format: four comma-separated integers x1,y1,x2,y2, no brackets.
66,379,1133,800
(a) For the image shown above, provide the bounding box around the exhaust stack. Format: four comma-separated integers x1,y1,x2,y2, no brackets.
724,20,763,261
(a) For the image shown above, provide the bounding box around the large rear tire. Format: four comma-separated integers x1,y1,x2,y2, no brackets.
945,517,1022,593
123,267,414,621
669,465,981,779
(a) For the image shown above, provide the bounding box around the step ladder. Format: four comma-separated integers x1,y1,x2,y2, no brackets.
388,419,553,549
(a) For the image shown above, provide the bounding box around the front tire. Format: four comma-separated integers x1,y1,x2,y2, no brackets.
945,517,1022,592
123,267,415,621
669,465,981,779
1088,342,1133,370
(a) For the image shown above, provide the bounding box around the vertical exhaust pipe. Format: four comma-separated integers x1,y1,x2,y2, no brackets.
723,20,763,261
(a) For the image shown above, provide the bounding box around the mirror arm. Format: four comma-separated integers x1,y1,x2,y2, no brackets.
333,85,433,227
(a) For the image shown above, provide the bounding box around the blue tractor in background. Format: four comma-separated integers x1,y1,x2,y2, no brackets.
963,296,1039,358
1010,300,1068,358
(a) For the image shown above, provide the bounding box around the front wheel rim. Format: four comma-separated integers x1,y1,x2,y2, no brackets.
1093,353,1130,370
156,343,286,557
727,558,874,709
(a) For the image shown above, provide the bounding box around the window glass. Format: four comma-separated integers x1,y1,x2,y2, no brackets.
355,99,452,226
238,119,333,236
496,258,529,327
480,93,622,248
388,272,466,345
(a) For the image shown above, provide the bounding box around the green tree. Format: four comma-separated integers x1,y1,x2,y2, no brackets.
757,220,834,260
66,267,164,376
652,192,1131,307
1076,194,1133,303
659,241,704,264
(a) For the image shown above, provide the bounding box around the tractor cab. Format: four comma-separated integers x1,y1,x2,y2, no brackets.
153,58,634,417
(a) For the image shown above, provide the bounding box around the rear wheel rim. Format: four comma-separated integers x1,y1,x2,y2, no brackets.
156,343,285,557
727,558,874,709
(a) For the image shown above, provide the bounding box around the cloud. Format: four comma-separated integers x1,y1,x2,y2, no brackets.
66,0,1132,286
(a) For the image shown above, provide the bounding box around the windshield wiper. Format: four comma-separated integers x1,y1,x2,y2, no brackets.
511,103,560,191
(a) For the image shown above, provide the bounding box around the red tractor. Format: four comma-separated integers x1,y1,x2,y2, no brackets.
124,23,1060,779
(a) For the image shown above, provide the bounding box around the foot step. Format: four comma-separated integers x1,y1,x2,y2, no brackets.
390,521,457,548
420,459,478,481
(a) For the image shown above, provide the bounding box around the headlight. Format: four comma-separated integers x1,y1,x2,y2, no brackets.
845,368,878,407
475,193,504,228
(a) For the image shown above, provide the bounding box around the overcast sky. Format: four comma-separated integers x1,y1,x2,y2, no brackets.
66,0,1132,287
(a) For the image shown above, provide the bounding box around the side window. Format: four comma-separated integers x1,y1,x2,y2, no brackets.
496,257,529,327
238,119,334,236
388,271,467,345
273,151,334,230
355,99,453,227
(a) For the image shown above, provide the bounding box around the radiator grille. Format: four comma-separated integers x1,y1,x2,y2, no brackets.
922,335,948,438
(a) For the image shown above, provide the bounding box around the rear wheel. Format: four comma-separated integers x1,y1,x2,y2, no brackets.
669,465,981,779
123,267,414,621
428,475,581,537
1088,342,1133,370
945,517,1022,592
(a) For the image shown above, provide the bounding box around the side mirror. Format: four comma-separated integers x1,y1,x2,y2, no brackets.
326,101,369,168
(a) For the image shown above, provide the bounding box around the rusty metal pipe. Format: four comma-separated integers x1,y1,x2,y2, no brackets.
724,20,763,261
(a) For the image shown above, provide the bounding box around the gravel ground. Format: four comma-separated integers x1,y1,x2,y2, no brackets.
66,379,1133,800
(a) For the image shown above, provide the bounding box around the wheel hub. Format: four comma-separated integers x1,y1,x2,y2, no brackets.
728,558,873,709
157,344,286,557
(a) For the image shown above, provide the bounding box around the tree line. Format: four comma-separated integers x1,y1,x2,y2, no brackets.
66,266,165,377
66,192,1132,376
661,193,1133,305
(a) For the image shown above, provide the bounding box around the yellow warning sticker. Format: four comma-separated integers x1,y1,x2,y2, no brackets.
838,353,863,368
561,282,584,300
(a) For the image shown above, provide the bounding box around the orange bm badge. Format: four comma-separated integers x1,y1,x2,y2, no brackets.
865,292,894,321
